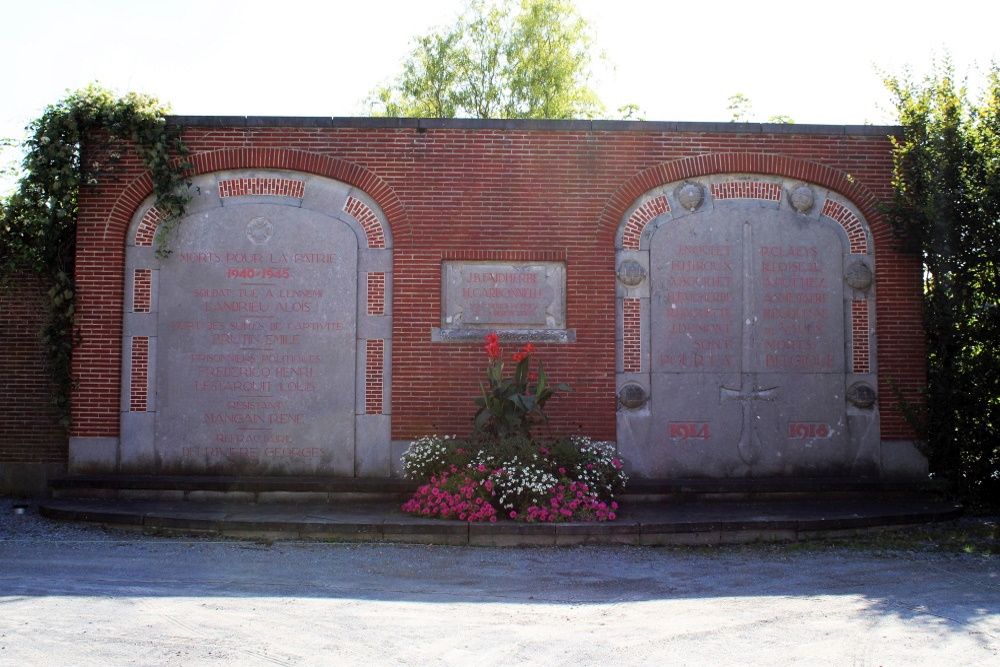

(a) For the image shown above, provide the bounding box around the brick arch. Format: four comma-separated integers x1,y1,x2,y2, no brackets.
102,147,408,247
71,149,405,439
598,152,887,243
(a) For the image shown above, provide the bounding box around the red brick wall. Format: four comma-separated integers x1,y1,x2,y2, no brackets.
67,119,923,449
0,268,68,462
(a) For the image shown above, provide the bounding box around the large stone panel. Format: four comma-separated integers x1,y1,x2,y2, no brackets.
649,207,849,476
153,203,357,475
618,180,880,480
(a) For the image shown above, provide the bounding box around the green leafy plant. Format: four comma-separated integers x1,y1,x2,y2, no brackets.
0,83,192,422
473,332,569,438
401,334,626,522
367,0,606,119
883,57,1000,508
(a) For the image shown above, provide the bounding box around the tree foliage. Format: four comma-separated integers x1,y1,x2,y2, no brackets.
726,92,794,124
884,58,1000,507
367,0,603,119
0,84,191,421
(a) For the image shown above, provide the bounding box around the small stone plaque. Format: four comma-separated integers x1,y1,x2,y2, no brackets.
441,261,565,329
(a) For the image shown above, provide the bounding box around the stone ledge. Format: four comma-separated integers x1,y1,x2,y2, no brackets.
620,478,948,502
49,475,946,504
166,115,901,137
37,498,963,547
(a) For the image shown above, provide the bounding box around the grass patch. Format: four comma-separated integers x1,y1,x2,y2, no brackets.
801,517,999,555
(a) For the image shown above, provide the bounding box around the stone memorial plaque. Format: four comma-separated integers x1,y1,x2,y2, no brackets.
648,207,850,476
441,261,565,329
154,203,357,475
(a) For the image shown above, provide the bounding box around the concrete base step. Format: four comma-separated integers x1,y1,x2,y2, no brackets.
37,497,964,546
620,478,948,503
50,475,946,504
50,475,418,503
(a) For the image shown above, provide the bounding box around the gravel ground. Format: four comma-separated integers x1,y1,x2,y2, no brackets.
2,498,998,665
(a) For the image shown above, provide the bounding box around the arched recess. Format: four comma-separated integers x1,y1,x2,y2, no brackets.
597,153,889,245
74,165,395,478
70,149,404,475
613,173,882,480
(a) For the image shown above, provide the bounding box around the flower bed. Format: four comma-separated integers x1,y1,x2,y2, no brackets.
401,334,627,523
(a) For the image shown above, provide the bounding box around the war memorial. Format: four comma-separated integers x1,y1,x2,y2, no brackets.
0,117,929,512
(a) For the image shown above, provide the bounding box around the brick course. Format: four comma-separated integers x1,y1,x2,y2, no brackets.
0,268,68,463
4,118,922,470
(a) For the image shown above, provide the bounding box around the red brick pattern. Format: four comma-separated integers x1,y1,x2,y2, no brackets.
442,249,565,261
710,181,781,201
367,272,386,316
134,207,160,246
852,300,871,373
822,199,868,254
218,177,305,198
59,125,923,449
344,196,386,249
366,339,384,414
133,269,152,313
0,268,67,462
130,337,150,412
622,195,670,250
623,298,642,373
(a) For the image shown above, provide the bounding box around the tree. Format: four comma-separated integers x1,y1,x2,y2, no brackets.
726,93,794,124
726,93,753,122
367,0,603,120
884,57,1000,508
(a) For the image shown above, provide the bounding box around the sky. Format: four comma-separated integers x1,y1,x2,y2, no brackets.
2,0,999,190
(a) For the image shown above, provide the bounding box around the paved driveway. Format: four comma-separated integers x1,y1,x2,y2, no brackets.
1,500,997,665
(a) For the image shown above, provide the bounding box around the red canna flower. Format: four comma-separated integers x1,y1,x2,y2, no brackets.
511,343,535,363
484,332,501,361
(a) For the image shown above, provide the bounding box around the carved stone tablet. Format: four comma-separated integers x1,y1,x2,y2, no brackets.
154,203,357,475
442,261,565,329
645,206,856,477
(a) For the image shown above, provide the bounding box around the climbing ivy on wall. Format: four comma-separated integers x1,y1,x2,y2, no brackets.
0,84,192,422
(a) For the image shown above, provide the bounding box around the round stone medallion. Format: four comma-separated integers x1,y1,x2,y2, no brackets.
246,216,274,245
790,185,815,214
847,382,877,409
677,182,704,212
618,383,648,410
845,262,874,291
617,260,647,286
